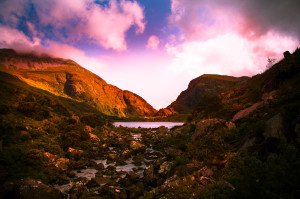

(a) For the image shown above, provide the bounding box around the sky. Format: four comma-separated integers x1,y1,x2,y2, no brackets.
0,0,299,109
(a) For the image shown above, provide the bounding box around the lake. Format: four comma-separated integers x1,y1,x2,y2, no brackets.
113,122,184,129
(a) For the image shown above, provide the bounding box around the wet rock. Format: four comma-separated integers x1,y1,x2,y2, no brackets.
263,114,284,139
232,102,264,122
192,119,229,140
14,179,63,199
108,153,118,160
95,163,105,170
158,161,173,176
70,181,88,199
94,175,111,186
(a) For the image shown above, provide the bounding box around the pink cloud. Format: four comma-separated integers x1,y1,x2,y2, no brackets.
1,0,146,52
146,35,160,50
166,32,299,78
166,0,299,79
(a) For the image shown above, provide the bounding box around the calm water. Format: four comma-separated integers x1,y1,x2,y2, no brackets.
113,122,184,129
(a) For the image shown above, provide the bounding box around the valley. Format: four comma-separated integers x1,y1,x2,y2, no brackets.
0,48,300,199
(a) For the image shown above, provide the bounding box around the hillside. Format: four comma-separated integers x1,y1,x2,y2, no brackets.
0,49,156,117
157,74,248,116
149,49,300,198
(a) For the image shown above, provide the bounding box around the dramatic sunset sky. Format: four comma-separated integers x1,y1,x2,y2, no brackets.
0,0,299,109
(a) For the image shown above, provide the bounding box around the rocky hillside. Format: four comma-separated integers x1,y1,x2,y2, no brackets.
0,49,156,117
157,74,248,116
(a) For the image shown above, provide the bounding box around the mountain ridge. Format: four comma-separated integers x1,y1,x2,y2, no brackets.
0,48,157,117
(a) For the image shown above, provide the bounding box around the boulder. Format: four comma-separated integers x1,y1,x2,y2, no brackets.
54,158,69,171
263,114,284,139
232,102,264,122
14,179,63,199
89,133,100,142
68,147,84,159
199,166,213,177
94,175,111,186
43,152,57,163
130,142,146,152
192,119,229,140
158,161,173,176
84,125,93,132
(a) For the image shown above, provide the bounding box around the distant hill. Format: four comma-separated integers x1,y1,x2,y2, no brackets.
157,74,248,116
0,49,157,117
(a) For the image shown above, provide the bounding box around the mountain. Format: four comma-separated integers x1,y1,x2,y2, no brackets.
157,74,248,116
0,49,156,117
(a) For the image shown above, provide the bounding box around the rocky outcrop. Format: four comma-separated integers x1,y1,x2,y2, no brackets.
192,119,235,140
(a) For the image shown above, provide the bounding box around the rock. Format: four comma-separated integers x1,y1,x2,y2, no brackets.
217,180,235,190
192,119,229,140
70,181,88,199
43,152,57,163
68,147,84,159
130,142,146,152
164,147,183,158
143,165,157,186
85,125,94,132
95,163,105,170
238,137,256,152
108,153,118,160
89,133,100,142
158,126,169,134
186,159,203,170
262,90,278,102
232,102,264,122
105,186,127,199
94,175,111,186
54,158,69,171
199,166,213,177
86,178,98,188
158,161,173,176
126,182,144,199
263,114,284,139
14,179,63,199
198,176,215,185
